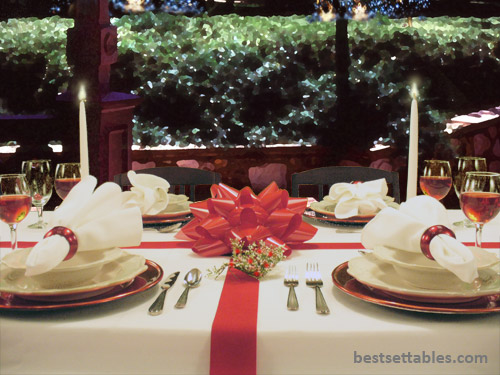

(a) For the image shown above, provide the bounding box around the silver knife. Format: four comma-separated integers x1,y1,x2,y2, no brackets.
148,272,180,316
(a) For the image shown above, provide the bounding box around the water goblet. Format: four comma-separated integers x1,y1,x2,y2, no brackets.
22,159,53,229
453,156,487,227
0,174,32,250
460,172,500,249
419,160,452,201
55,163,81,200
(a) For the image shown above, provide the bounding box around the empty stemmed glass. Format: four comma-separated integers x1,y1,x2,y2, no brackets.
0,174,32,250
22,159,53,229
453,156,487,227
55,163,81,200
460,172,500,249
419,160,452,201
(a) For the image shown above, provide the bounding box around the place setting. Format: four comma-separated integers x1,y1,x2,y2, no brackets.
122,170,193,232
304,178,399,227
0,174,163,311
332,190,500,314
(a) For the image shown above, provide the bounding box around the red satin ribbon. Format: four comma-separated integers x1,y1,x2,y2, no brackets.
3,241,500,250
175,182,317,257
211,268,259,375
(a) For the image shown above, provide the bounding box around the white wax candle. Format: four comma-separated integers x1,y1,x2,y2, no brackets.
407,83,418,199
78,85,90,178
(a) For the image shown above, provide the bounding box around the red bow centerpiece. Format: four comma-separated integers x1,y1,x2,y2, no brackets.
175,182,317,256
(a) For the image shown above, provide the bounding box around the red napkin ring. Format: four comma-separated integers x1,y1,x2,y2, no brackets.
44,226,79,261
420,225,456,260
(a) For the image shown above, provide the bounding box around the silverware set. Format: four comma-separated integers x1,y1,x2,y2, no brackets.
285,263,330,314
149,264,330,316
148,268,202,316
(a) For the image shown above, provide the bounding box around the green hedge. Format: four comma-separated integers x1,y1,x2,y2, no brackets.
1,14,500,157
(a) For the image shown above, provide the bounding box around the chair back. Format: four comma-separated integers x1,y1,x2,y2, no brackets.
291,166,400,203
114,167,221,201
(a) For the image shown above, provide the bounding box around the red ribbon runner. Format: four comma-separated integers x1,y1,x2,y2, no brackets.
3,241,500,250
211,268,259,375
175,182,317,257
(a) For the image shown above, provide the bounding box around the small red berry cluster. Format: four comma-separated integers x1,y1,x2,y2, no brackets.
208,239,286,279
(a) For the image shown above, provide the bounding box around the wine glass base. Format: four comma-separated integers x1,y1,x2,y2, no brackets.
27,222,48,229
452,219,475,229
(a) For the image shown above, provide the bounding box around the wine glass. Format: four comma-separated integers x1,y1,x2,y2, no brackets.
453,156,487,227
460,172,500,249
21,159,53,229
0,174,32,250
55,163,82,200
419,160,452,201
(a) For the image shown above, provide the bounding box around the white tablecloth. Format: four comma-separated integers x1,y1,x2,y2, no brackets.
1,210,499,375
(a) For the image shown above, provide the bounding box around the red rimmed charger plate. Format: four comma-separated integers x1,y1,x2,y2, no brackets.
142,211,193,225
0,260,163,311
304,208,374,226
332,262,500,314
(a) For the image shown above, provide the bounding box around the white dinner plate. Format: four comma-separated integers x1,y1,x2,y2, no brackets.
347,254,500,303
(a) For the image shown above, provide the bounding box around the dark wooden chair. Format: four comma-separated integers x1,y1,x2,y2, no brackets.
291,166,401,203
114,166,221,201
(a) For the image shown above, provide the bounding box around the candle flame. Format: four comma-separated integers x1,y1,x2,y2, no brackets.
411,83,418,99
316,0,336,22
78,85,86,101
125,0,145,13
352,1,368,21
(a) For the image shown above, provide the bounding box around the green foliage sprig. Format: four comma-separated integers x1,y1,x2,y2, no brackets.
208,239,286,279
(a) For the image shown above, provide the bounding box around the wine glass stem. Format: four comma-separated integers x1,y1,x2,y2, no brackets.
474,223,483,249
9,223,18,250
35,205,43,226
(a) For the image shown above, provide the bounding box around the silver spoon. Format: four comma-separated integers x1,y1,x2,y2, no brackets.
174,268,202,308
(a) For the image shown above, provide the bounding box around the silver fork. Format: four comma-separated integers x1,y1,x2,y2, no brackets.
306,263,330,314
284,266,299,310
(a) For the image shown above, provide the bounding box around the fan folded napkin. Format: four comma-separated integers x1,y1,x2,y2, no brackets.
325,178,390,218
361,195,478,283
25,176,143,276
122,170,170,215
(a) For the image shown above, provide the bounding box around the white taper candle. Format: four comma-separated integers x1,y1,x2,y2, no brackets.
78,85,90,178
407,83,419,199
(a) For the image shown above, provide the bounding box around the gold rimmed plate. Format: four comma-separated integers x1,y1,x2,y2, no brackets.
332,260,500,314
0,260,163,310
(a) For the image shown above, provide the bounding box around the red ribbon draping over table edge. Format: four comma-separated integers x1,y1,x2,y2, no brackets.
174,182,317,257
210,268,259,375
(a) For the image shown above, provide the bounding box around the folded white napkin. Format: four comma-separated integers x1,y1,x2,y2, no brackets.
361,195,478,283
25,176,143,276
122,171,170,215
325,178,390,218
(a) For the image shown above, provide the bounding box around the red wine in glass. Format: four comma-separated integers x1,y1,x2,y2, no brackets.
55,178,82,200
419,176,453,201
460,192,500,224
460,172,500,249
55,163,81,200
420,160,452,201
0,174,32,250
0,195,32,224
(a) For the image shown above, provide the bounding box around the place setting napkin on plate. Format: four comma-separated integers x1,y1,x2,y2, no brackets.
122,170,170,215
314,178,395,218
24,176,143,276
361,195,479,283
